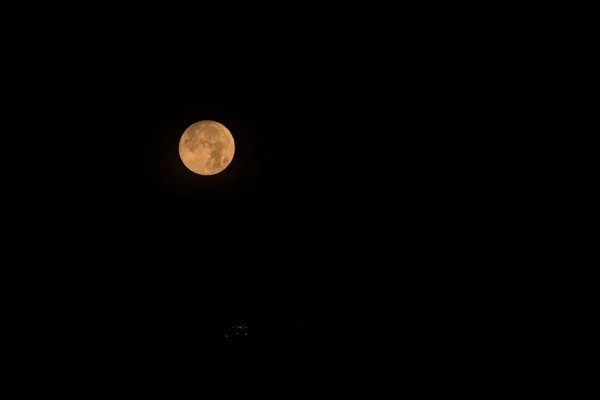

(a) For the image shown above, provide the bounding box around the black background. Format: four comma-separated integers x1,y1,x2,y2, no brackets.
3,10,544,378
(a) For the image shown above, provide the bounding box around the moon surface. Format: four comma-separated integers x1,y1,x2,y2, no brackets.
178,120,235,175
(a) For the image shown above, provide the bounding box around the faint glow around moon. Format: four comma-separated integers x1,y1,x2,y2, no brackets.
178,120,235,175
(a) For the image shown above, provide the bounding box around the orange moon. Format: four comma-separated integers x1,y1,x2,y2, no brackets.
178,120,235,175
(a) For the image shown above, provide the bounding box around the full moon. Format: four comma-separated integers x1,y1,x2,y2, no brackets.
178,120,235,175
